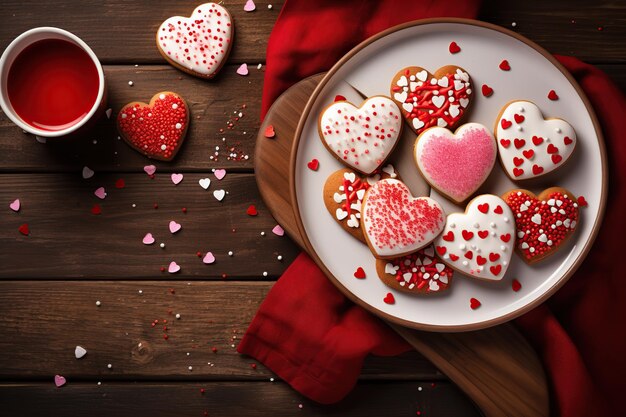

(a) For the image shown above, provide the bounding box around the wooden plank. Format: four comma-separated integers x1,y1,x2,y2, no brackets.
0,281,439,380
0,381,481,417
0,173,300,279
0,65,263,173
0,0,282,65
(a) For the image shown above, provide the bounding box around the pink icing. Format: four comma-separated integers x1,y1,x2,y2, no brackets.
418,124,495,202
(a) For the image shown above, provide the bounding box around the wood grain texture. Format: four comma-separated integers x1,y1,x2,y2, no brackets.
0,281,439,380
0,382,480,417
0,173,299,279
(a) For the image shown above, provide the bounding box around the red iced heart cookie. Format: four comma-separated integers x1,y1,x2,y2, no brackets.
502,187,580,264
156,3,234,79
323,166,399,243
318,96,402,175
434,195,515,281
362,179,445,259
376,245,453,295
414,123,496,203
390,65,472,135
117,92,189,161
495,100,576,180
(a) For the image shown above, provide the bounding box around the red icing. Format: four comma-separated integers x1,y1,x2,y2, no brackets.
384,247,453,293
117,93,188,161
505,191,579,261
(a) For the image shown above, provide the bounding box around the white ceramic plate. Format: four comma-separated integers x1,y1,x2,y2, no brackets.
291,19,606,331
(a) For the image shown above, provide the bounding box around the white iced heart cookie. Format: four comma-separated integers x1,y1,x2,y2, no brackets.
318,96,402,175
362,179,445,259
495,100,576,180
157,3,234,79
434,194,515,281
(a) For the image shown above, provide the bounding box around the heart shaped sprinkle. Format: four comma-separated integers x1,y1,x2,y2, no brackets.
264,125,276,138
307,159,319,171
203,252,216,264
236,63,249,76
144,165,157,176
499,60,511,71
9,199,20,212
272,225,285,236
94,187,107,200
171,173,184,185
319,96,402,174
481,84,493,97
362,179,444,258
354,267,366,279
54,375,67,387
448,41,461,54
142,233,155,245
91,204,102,215
115,178,125,189
243,0,256,12
199,178,211,190
213,189,226,201
169,221,182,234
547,90,559,100
391,66,472,135
434,194,515,280
414,123,496,203
470,298,481,310
82,166,95,179
214,169,226,180
503,188,579,263
118,92,189,161
512,279,522,292
168,261,181,274
18,223,29,236
496,101,576,180
577,195,588,207
383,293,396,304
247,205,258,216
75,346,87,359
157,3,233,79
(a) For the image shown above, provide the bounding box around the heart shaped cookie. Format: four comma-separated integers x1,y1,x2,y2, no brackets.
495,100,576,180
502,187,579,264
434,195,515,281
390,66,472,134
117,92,189,161
323,165,399,242
414,123,496,203
156,3,234,79
318,96,402,175
376,245,454,295
362,179,445,259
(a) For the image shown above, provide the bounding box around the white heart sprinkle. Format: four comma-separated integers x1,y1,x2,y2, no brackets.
437,77,449,88
432,95,445,108
75,346,87,359
531,214,542,224
385,263,399,275
394,91,408,102
213,190,226,201
144,165,156,176
413,118,425,130
416,70,428,82
429,280,440,291
335,208,348,220
397,76,408,87
459,98,470,108
199,178,212,190
272,225,285,236
82,166,94,179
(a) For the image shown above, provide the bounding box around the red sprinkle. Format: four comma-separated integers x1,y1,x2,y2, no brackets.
448,41,461,54
383,293,395,304
182,207,187,213
547,90,559,100
115,178,125,189
353,267,366,279
264,125,276,138
91,204,102,215
481,84,494,97
307,159,319,171
334,95,347,102
512,279,522,292
18,223,29,236
499,60,511,71
577,196,588,207
246,205,258,216
211,347,218,353
470,298,481,310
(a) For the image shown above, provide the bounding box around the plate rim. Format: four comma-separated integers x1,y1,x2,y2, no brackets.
289,17,608,332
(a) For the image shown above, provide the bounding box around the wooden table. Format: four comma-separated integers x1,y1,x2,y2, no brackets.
0,1,624,416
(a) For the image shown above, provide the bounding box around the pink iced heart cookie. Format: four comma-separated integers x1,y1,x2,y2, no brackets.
415,123,496,203
318,96,402,175
156,3,234,79
362,179,445,259
434,194,515,281
495,100,576,180
390,66,472,135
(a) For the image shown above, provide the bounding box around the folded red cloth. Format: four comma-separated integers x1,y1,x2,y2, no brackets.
240,0,626,414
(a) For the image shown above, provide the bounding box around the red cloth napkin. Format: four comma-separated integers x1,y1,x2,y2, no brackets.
240,0,626,414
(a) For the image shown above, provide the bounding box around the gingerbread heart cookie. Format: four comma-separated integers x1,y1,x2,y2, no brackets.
414,123,496,204
157,3,234,79
323,165,399,243
362,179,445,259
376,245,454,295
318,96,402,175
117,92,189,161
434,194,515,281
495,100,576,180
390,66,472,134
502,187,580,264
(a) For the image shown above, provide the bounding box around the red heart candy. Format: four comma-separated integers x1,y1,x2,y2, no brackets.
489,252,501,262
501,119,512,129
500,233,511,242
532,136,544,145
514,138,526,149
478,230,489,239
462,230,474,240
522,149,534,159
564,136,573,145
513,168,524,177
18,223,29,236
500,139,511,148
499,60,511,71
470,298,481,309
512,279,522,292
481,84,493,97
514,114,525,124
264,125,276,138
552,154,563,164
476,256,487,265
246,205,258,216
490,264,502,276
532,164,544,175
477,203,489,214
91,204,102,215
436,246,447,256
383,293,395,304
547,144,559,154
464,250,473,260
547,90,559,100
307,159,319,171
442,231,455,242
115,178,125,189
494,205,504,214
117,92,189,161
354,267,366,279
513,157,524,167
577,196,588,207
449,254,459,261
449,41,461,53
334,95,347,102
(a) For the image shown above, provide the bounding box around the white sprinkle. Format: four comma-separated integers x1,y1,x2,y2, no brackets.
159,94,165,100
92,139,97,145
277,255,283,261
268,4,273,9
261,232,265,236
97,382,101,386
176,313,181,319
418,386,423,391
132,204,136,208
257,64,262,70
96,301,101,306
161,144,167,150
228,251,233,256
188,366,193,371
270,377,275,382
511,22,517,27
128,81,134,86
172,103,178,109
175,123,182,129
107,364,112,369
160,243,166,248
138,290,143,295
263,272,268,277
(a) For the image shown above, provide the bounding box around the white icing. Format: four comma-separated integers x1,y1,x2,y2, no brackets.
434,195,515,281
319,96,402,174
157,3,233,77
496,101,576,180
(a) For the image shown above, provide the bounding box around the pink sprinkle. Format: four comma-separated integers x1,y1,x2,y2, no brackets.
214,169,227,180
203,252,216,264
236,63,249,76
272,225,285,236
142,233,155,245
9,199,20,212
169,221,182,234
54,375,66,387
168,261,181,274
171,173,184,185
94,187,107,199
243,0,256,12
144,165,157,176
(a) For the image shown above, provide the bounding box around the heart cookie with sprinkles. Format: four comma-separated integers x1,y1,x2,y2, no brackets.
376,245,454,295
362,179,445,259
117,92,189,161
318,96,403,175
390,66,472,135
495,100,576,180
434,194,515,281
323,165,399,243
156,3,234,79
502,187,580,264
414,123,497,204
